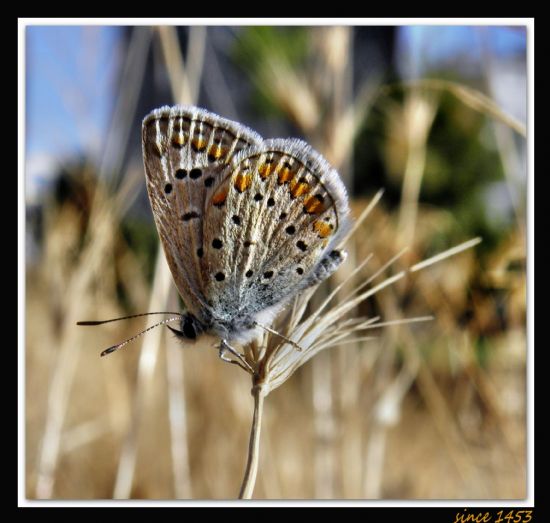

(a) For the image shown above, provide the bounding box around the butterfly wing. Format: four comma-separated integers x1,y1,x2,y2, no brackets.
201,138,350,322
141,106,263,320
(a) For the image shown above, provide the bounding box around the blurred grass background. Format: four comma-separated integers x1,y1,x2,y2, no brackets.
24,24,527,499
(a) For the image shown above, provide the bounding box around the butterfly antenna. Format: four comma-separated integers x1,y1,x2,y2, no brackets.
84,316,183,357
77,312,183,326
254,322,304,352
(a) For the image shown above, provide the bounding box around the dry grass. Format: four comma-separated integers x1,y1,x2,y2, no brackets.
25,188,525,499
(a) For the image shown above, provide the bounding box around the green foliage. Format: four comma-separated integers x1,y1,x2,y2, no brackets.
121,218,158,284
354,88,512,258
232,26,309,116
233,26,309,68
474,336,491,368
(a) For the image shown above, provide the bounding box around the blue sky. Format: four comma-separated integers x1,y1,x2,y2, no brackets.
397,26,526,77
26,26,120,159
26,26,121,203
24,25,527,205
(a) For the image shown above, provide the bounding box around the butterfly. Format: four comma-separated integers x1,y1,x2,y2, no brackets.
80,106,350,368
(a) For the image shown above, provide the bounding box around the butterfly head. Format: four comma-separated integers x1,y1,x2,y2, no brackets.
167,312,207,341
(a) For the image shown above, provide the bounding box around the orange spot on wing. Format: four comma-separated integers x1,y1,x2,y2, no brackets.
303,195,326,214
208,144,227,161
277,164,295,185
259,163,274,179
313,221,333,238
191,137,207,152
212,188,228,207
234,173,252,193
172,134,186,147
290,179,310,198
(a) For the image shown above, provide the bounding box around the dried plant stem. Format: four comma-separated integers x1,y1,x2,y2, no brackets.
166,334,192,498
313,351,335,498
112,255,174,499
402,78,526,136
239,385,265,499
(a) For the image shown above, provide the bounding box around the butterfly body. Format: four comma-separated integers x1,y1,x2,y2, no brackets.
142,106,350,348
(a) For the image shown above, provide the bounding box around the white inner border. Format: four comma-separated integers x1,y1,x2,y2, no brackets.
18,17,534,508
